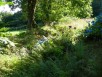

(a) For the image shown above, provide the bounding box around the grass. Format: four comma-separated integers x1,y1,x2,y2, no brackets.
58,17,88,30
0,54,20,77
0,30,26,36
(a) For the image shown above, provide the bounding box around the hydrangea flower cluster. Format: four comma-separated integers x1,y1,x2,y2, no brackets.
84,13,102,40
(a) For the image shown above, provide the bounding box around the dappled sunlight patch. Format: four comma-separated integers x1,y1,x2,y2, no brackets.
0,30,26,37
41,26,58,35
0,54,20,73
58,17,88,30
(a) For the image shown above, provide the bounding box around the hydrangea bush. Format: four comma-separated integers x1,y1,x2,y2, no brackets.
84,14,102,40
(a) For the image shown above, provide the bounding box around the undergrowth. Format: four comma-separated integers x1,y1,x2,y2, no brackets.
0,18,101,77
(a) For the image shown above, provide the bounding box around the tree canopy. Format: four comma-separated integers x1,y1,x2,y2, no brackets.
1,0,93,30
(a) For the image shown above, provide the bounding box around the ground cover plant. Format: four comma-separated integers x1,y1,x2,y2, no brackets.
0,0,102,77
0,17,101,77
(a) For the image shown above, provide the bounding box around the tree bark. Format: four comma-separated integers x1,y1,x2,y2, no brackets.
27,0,37,30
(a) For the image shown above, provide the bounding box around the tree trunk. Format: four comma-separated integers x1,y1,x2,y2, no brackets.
27,0,37,30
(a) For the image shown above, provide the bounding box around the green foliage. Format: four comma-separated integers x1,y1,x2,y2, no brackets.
0,32,12,37
0,37,16,54
15,32,36,51
69,0,93,18
0,22,100,77
0,0,13,6
20,0,93,25
0,27,10,32
84,14,102,40
0,12,27,29
3,40,96,77
0,12,11,28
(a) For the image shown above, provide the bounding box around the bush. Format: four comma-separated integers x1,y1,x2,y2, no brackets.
6,40,96,77
1,12,27,29
0,32,12,37
84,14,102,40
0,27,10,32
0,25,97,77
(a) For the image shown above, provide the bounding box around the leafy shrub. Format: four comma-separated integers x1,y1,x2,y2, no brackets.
34,0,92,25
0,27,10,32
0,32,12,37
0,21,5,28
1,11,27,29
0,26,97,77
6,41,96,77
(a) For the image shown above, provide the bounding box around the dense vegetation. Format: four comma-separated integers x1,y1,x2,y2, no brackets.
0,0,102,77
